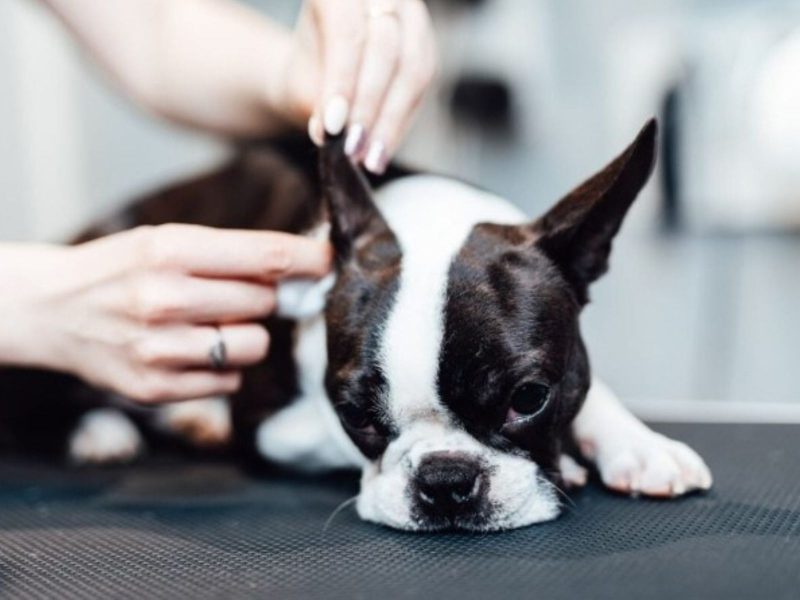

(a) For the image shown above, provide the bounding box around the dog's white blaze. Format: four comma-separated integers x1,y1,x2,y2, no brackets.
375,175,525,425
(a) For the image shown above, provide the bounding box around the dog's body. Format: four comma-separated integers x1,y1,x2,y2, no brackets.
0,121,711,531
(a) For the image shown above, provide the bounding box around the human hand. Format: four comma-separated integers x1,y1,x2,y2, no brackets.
0,225,331,403
275,0,438,174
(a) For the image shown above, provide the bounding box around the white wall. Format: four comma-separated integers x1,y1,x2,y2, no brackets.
0,0,226,243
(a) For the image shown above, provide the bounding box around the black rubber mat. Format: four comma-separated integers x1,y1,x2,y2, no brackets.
1,423,798,599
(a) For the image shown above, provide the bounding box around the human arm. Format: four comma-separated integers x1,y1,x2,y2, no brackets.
42,0,438,172
0,225,331,403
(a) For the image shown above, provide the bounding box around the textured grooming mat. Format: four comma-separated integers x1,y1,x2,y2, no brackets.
0,423,798,600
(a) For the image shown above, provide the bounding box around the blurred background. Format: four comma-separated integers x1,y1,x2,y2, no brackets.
1,0,798,415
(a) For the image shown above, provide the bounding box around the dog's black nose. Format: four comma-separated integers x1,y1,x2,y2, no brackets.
414,452,485,517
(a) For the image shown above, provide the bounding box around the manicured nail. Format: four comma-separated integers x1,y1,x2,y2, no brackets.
323,95,349,135
308,115,324,146
364,140,387,174
344,124,367,157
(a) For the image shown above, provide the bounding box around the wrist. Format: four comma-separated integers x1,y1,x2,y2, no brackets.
257,25,311,132
0,244,73,370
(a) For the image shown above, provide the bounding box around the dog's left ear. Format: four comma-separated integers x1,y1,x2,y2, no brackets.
532,119,657,303
319,136,398,269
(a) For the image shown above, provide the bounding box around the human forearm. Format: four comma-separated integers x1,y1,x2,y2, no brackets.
43,0,297,136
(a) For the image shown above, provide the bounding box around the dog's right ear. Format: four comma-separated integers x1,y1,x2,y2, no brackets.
530,119,657,304
319,137,400,269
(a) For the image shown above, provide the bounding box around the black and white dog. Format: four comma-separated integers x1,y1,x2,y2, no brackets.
0,119,711,531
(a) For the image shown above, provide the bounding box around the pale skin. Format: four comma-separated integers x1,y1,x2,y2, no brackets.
0,0,437,403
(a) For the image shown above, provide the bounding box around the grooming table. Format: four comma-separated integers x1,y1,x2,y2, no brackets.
1,423,798,600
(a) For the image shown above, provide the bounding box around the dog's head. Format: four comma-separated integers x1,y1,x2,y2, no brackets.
320,120,657,531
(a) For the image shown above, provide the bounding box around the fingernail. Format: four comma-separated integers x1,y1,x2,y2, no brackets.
364,140,387,174
344,124,367,157
308,115,324,146
323,95,349,135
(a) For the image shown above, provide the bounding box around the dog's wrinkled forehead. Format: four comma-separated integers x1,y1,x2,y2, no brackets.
375,177,532,426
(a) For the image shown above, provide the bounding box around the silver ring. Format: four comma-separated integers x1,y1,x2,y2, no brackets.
209,327,227,371
368,0,399,19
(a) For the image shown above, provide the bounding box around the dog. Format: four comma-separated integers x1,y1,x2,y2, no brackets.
0,119,711,531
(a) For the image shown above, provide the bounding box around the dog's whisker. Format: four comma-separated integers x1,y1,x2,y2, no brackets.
322,495,359,532
547,479,577,511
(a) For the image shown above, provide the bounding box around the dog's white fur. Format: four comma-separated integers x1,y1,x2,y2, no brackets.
574,380,712,496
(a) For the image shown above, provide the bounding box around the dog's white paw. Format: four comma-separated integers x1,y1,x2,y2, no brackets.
159,397,231,447
586,430,712,498
559,454,588,488
69,408,143,465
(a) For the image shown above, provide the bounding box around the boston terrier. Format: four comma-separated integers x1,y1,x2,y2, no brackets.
0,119,711,531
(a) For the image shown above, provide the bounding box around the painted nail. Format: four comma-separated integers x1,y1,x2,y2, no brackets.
344,124,367,157
308,115,324,146
364,140,387,174
323,95,349,135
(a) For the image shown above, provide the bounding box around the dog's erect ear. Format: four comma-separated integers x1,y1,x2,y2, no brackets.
320,136,399,268
532,119,657,303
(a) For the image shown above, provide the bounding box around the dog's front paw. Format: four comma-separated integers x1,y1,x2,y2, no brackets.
587,431,712,498
559,454,588,489
69,408,144,465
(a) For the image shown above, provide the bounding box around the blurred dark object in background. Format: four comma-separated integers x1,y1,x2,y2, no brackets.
448,74,514,134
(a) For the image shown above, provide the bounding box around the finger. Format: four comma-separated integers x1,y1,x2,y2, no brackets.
345,10,402,158
134,324,270,369
312,0,367,136
137,224,333,281
132,275,275,324
364,0,437,173
132,370,243,405
308,113,325,147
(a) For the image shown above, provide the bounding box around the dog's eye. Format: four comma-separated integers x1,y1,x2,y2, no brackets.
338,403,374,432
506,383,550,422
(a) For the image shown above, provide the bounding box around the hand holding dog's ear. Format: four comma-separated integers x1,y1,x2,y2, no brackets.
282,0,437,174
533,119,658,303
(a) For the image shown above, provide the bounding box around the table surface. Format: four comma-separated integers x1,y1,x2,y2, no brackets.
1,423,798,600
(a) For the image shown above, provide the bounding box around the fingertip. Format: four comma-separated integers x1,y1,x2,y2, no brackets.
224,371,243,393
297,237,334,277
321,239,334,268
308,114,325,146
344,124,368,157
323,95,350,136
257,326,271,360
312,239,335,276
363,140,388,174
